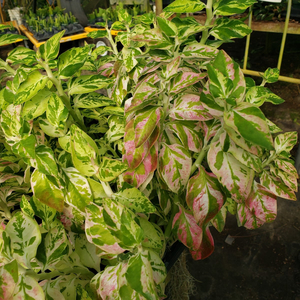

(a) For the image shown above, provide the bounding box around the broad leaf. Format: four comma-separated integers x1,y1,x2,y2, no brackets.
13,275,45,299
0,260,18,300
98,157,128,182
164,0,205,13
213,0,256,16
245,86,284,106
274,131,297,154
0,34,27,47
39,30,65,61
35,145,58,176
74,92,115,108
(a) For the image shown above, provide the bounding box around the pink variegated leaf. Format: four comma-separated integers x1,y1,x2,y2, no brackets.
274,158,298,178
200,92,224,118
0,260,18,300
165,121,203,153
134,107,162,148
169,72,206,95
186,166,225,226
274,131,297,154
124,143,158,188
211,206,227,232
141,61,162,76
260,170,297,200
199,120,221,143
163,56,181,79
190,225,214,260
207,132,255,203
99,63,114,77
237,181,277,229
157,188,172,216
270,164,298,192
169,93,213,121
182,43,218,59
158,143,192,193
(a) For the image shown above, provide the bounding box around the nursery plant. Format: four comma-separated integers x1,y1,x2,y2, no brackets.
0,0,298,299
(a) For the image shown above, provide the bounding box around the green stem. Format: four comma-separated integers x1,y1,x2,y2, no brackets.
2,62,16,75
106,26,118,56
190,127,223,175
262,152,276,168
200,0,214,45
164,199,179,240
38,59,87,132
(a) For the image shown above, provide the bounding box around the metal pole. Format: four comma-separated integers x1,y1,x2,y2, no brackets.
277,0,292,70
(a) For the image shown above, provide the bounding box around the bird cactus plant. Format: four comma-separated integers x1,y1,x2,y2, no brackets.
0,0,298,299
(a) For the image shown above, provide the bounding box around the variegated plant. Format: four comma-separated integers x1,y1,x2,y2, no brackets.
0,0,298,299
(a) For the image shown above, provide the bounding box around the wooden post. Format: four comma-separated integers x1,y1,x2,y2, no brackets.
155,0,162,15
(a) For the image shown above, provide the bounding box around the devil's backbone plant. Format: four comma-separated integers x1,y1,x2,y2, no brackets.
0,0,298,299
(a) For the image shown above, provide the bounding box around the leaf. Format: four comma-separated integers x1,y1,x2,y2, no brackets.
114,182,156,213
14,70,48,105
169,71,206,95
260,170,296,201
58,46,91,77
210,18,252,40
70,124,99,177
39,115,67,138
74,92,115,108
270,164,297,192
11,135,36,161
21,88,51,120
157,16,178,37
274,131,297,154
237,181,277,229
87,30,108,39
245,86,284,106
63,167,93,212
211,206,226,232
7,47,36,66
35,145,58,177
122,47,139,72
0,34,27,47
111,75,130,106
164,0,205,13
158,143,192,193
186,166,225,226
39,30,65,61
31,169,65,212
20,195,34,218
59,205,85,233
134,107,162,148
200,92,224,118
68,74,113,95
0,260,18,300
5,211,41,268
224,102,274,150
13,275,45,299
213,0,256,16
75,234,101,272
207,132,255,203
182,43,218,59
85,203,126,254
169,93,213,121
46,93,69,130
105,115,125,143
98,157,128,182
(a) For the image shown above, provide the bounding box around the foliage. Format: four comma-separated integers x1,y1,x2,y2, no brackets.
253,0,287,21
0,0,298,299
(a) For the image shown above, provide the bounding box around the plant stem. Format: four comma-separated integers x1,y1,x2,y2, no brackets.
200,0,214,45
38,59,87,132
262,151,276,168
164,200,179,240
106,26,118,56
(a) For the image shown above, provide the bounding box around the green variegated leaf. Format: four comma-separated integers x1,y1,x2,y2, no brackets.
245,86,284,106
147,248,167,285
11,135,36,160
13,275,45,299
157,16,178,37
59,205,85,233
87,30,108,39
224,102,274,150
74,92,115,108
158,143,192,193
70,124,99,177
182,43,218,59
164,0,205,13
58,132,71,153
0,260,18,300
262,67,280,83
170,71,206,95
270,164,298,192
274,131,297,154
39,115,67,137
0,34,27,47
98,157,128,182
186,166,225,226
58,46,91,77
213,0,256,16
63,167,93,212
105,115,125,143
274,158,298,179
21,88,51,120
85,203,126,254
46,93,69,130
111,74,130,106
126,251,158,299
237,181,277,229
103,198,144,248
5,211,41,268
75,234,101,272
20,195,34,218
31,169,65,212
14,70,48,105
162,56,181,80
122,47,139,72
88,178,107,202
170,93,213,121
35,145,58,176
200,92,224,117
68,74,113,95
210,18,252,40
207,132,255,203
266,119,282,134
30,196,56,231
261,170,296,201
139,218,164,251
7,47,36,66
211,206,226,232
39,30,65,61
40,279,65,300
114,182,156,213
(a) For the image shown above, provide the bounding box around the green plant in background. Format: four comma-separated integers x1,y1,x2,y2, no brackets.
253,0,287,21
0,0,298,299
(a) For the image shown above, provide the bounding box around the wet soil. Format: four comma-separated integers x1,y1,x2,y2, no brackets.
186,31,300,300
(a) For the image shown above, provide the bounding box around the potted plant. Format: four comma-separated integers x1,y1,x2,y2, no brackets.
0,0,297,298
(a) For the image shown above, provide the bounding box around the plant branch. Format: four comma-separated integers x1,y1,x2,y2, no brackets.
106,26,119,56
200,0,214,45
262,151,276,168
